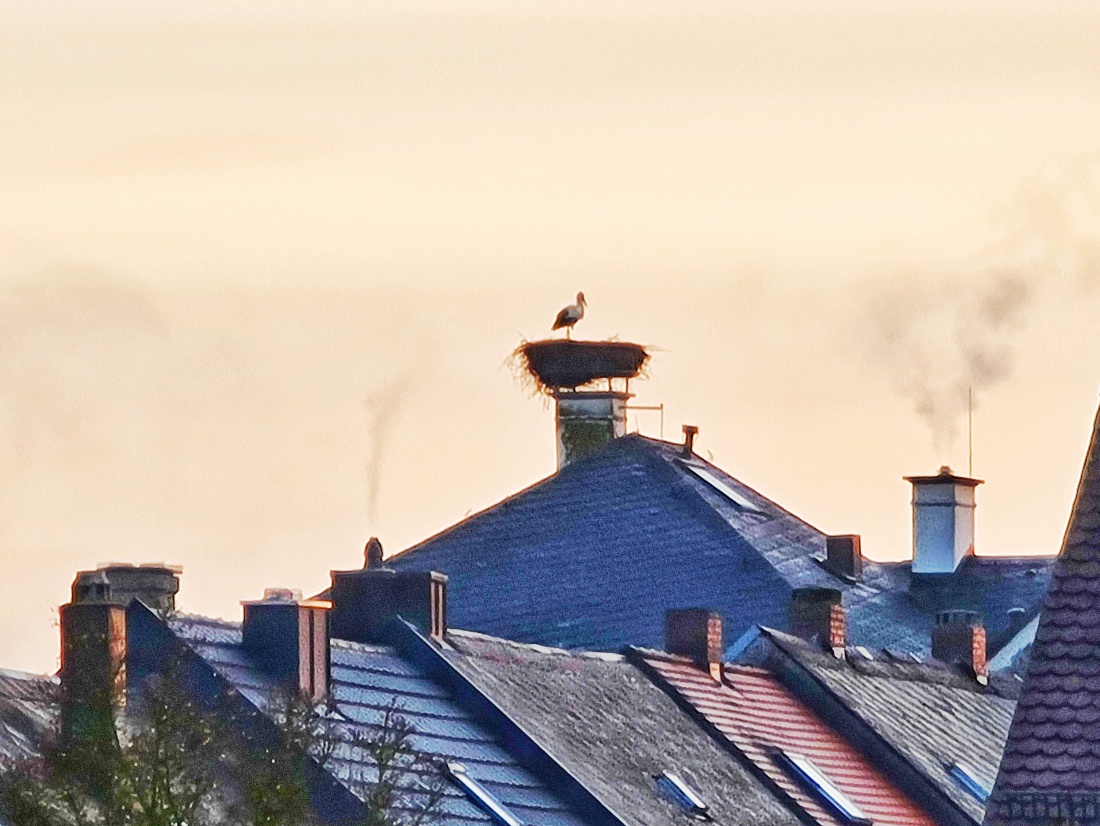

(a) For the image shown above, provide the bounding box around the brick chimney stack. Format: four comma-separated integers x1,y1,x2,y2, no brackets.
790,587,846,658
932,610,987,683
666,608,724,682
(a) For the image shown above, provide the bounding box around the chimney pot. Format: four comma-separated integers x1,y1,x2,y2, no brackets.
790,587,846,657
665,608,724,682
824,535,863,582
931,610,987,681
364,537,384,569
682,425,699,457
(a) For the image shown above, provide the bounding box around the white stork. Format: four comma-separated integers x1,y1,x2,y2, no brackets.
552,292,586,339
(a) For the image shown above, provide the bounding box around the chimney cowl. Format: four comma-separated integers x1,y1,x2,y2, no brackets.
364,537,385,569
665,608,724,682
905,470,983,575
823,535,863,582
790,587,846,658
72,564,181,616
931,610,987,683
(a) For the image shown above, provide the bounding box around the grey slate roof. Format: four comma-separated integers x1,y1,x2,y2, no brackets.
759,628,1019,826
168,615,591,826
443,630,800,826
987,404,1100,826
0,668,57,763
386,435,1053,659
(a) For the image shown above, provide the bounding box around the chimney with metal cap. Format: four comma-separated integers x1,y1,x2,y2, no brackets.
790,587,846,658
682,425,699,457
905,466,983,575
932,610,987,683
823,535,863,582
73,563,181,615
242,588,331,702
666,609,724,682
330,568,447,644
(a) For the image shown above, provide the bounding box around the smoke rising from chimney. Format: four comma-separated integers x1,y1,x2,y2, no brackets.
864,164,1100,452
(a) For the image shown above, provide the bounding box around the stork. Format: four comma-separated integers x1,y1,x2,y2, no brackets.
552,292,586,339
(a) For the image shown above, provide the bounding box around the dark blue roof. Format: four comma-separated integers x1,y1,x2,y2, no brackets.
387,435,1054,658
168,615,590,826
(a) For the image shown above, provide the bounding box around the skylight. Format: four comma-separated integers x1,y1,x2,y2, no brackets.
445,763,524,826
654,771,712,820
774,752,872,825
682,464,763,513
948,761,992,803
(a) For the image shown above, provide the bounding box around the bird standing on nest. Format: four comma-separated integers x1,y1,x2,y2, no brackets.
552,292,586,339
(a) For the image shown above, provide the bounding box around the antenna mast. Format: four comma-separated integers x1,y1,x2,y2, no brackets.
968,386,973,476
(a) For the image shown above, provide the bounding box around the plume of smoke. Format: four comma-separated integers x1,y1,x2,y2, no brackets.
363,337,436,528
864,162,1100,454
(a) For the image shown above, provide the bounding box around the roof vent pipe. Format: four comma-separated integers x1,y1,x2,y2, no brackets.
931,610,987,684
905,467,983,575
682,425,699,457
665,608,724,683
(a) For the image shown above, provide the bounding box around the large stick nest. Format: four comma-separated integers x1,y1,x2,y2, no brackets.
513,339,650,393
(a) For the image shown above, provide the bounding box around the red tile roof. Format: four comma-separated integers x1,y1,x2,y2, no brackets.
641,652,939,826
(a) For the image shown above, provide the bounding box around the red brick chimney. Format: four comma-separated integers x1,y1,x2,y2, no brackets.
242,589,331,702
790,587,846,658
932,610,987,684
666,608,724,682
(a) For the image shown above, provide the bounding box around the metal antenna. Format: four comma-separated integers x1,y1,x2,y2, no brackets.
968,386,973,476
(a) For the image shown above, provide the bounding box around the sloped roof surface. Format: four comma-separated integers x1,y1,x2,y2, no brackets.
0,669,57,762
762,629,1018,825
987,405,1100,826
638,649,938,826
168,615,590,826
444,630,800,826
387,435,1053,656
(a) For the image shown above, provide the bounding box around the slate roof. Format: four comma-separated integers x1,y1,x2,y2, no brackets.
635,647,939,826
443,630,800,826
986,404,1100,826
0,668,57,763
757,629,1019,826
386,435,1053,658
168,614,591,826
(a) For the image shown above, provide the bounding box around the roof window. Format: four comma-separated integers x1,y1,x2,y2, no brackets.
682,464,762,513
654,771,711,820
948,761,991,803
774,752,872,825
445,763,524,826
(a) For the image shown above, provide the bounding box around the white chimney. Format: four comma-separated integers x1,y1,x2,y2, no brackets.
905,466,983,574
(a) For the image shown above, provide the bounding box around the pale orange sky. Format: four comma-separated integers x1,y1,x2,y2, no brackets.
3,2,1100,673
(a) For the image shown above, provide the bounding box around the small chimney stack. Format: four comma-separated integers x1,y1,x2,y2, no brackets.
790,587,846,657
932,610,987,683
823,535,863,582
666,608,724,682
905,467,983,575
330,568,447,644
682,425,699,457
242,589,331,702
